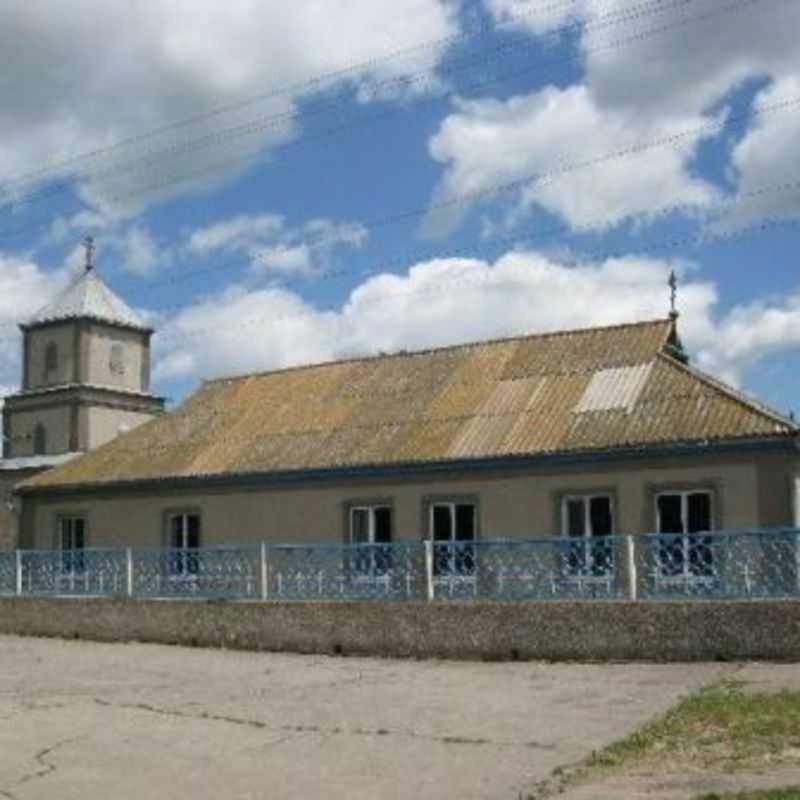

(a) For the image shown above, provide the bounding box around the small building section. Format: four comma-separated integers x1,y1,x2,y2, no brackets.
3,263,163,460
0,242,164,547
16,318,800,555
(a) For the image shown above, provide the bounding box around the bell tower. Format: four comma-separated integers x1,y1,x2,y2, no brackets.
2,238,164,459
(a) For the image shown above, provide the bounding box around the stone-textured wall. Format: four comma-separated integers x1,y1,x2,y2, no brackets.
0,598,798,662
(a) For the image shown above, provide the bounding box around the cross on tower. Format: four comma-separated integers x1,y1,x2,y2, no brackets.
668,270,679,319
82,235,96,273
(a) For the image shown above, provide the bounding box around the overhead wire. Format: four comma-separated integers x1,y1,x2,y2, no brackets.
0,175,796,342
148,213,800,349
0,0,657,194
0,0,745,232
119,92,800,294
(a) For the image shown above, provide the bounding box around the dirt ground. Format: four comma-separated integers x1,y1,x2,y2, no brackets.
0,635,794,800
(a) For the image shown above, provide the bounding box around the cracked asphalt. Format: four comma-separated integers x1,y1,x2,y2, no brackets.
0,636,731,799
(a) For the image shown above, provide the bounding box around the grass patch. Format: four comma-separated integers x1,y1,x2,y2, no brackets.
589,684,800,772
694,789,800,800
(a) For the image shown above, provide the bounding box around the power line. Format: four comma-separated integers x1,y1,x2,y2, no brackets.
119,92,800,296
0,0,593,192
0,0,695,212
0,85,793,338
148,214,800,348
0,0,775,249
0,175,794,343
0,0,729,225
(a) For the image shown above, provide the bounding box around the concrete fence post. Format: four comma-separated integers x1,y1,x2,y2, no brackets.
626,535,638,602
15,550,22,597
260,542,269,601
424,540,435,602
126,548,134,598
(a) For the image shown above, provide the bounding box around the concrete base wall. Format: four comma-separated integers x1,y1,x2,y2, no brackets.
1,598,799,661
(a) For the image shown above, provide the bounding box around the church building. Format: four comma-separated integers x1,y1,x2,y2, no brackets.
0,239,164,547
14,309,800,563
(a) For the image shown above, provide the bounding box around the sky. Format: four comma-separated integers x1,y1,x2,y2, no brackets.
1,0,799,414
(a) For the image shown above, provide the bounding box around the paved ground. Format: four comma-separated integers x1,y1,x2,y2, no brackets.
0,636,760,800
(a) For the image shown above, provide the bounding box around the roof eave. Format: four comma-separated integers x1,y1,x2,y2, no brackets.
20,317,153,335
18,432,799,498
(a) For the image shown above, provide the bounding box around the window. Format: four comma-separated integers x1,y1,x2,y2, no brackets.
561,495,614,576
58,516,86,574
109,342,126,375
429,501,476,577
167,512,200,577
33,423,47,456
349,505,392,576
656,491,714,578
44,341,58,379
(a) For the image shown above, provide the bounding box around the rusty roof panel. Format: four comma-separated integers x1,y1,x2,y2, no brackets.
26,319,797,489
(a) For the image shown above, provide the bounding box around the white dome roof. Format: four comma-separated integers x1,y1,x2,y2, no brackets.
26,269,148,331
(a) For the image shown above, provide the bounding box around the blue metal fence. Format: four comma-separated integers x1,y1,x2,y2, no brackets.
0,530,797,602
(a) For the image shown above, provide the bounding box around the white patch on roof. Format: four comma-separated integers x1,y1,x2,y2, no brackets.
0,453,81,471
574,363,653,414
27,270,146,330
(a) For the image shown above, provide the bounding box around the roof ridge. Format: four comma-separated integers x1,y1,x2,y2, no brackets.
656,351,798,431
205,317,674,385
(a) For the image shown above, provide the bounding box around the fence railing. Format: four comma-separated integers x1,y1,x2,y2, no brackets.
0,530,798,602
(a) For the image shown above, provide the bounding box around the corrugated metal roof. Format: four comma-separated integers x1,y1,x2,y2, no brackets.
24,318,798,490
574,364,654,413
26,270,148,331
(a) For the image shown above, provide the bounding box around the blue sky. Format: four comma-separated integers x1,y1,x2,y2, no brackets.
1,0,799,414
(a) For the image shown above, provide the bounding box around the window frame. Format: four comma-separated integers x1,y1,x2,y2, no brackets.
347,502,393,577
654,489,715,580
33,423,47,456
56,514,87,576
163,509,202,578
44,341,58,380
109,341,126,376
560,493,615,577
424,496,479,579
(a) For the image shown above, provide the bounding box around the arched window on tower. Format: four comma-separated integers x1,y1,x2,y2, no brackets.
44,342,58,381
33,423,47,456
109,342,126,376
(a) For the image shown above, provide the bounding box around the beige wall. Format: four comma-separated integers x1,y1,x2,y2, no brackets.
84,324,147,392
0,474,19,550
0,468,43,550
25,324,76,390
6,406,72,458
21,449,799,550
24,322,149,394
84,406,157,451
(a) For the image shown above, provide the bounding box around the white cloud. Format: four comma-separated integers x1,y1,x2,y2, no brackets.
0,254,69,391
188,214,284,255
424,0,800,235
99,226,165,276
152,249,704,378
0,0,459,218
696,290,800,383
187,213,368,276
485,0,585,36
153,248,800,399
713,76,800,232
424,85,720,236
